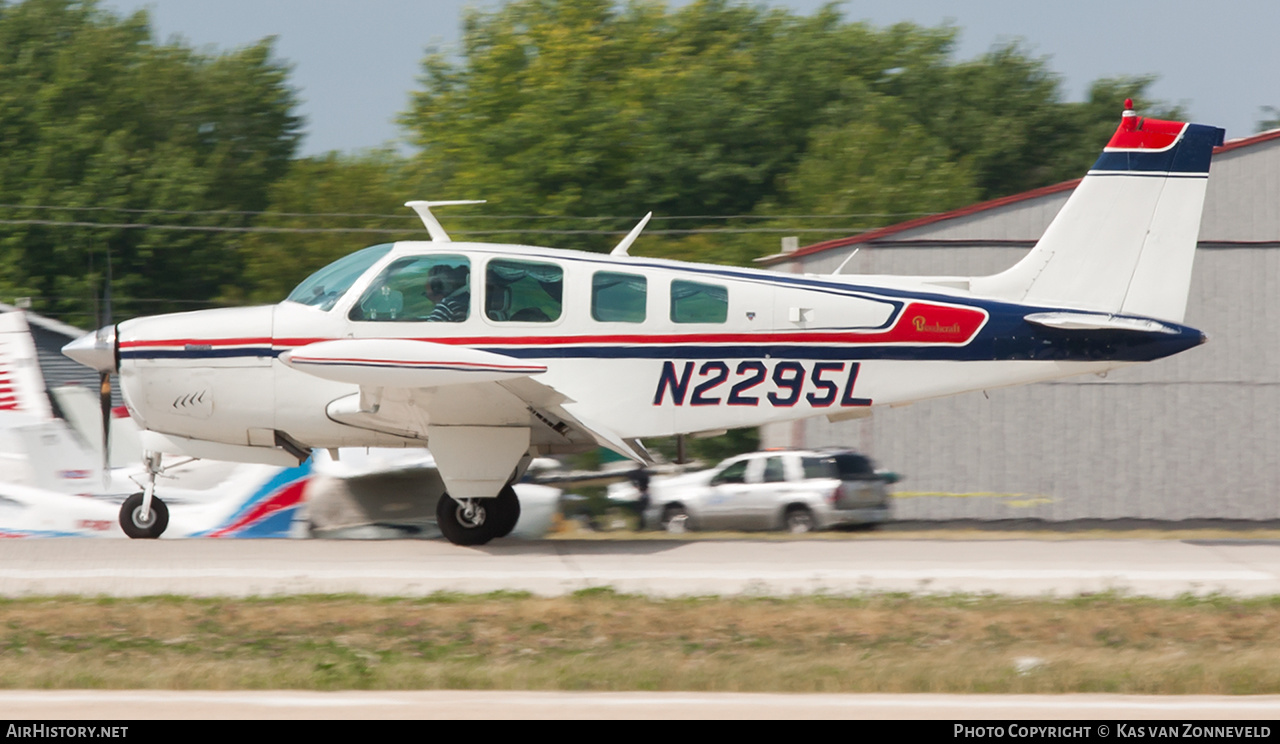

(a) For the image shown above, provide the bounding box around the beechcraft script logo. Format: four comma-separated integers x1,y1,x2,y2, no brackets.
912,315,962,335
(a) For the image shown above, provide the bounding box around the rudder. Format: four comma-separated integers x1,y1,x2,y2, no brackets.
974,102,1225,322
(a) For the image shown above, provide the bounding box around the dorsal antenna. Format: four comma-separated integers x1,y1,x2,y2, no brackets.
405,200,486,242
832,248,861,275
611,212,653,256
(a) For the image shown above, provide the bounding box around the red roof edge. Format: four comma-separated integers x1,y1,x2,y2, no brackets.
1216,126,1280,155
760,129,1280,266
760,179,1080,265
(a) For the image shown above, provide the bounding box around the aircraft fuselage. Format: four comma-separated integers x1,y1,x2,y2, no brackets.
112,241,1203,464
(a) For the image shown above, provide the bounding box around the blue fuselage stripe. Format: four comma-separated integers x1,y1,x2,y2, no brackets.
121,326,1204,364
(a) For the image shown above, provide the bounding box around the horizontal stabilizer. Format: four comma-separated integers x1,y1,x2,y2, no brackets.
1023,312,1180,335
280,339,546,388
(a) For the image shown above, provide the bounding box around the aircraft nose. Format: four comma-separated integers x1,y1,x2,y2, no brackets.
62,324,118,374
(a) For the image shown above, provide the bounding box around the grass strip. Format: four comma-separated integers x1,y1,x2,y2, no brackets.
4,590,1280,694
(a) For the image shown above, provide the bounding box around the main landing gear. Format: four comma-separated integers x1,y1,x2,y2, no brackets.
120,452,169,539
435,485,521,546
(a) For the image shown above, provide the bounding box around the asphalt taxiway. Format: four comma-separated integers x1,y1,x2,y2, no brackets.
2,536,1279,598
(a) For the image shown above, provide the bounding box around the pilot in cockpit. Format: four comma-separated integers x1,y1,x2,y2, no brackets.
424,264,470,322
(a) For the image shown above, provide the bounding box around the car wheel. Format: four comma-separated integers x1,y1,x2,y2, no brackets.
661,505,689,534
784,506,814,534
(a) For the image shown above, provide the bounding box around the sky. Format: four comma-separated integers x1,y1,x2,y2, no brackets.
100,0,1280,157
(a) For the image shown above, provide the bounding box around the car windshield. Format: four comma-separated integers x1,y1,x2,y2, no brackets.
285,243,394,310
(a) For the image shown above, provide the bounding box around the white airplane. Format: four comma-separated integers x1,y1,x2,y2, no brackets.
64,102,1225,545
0,462,312,539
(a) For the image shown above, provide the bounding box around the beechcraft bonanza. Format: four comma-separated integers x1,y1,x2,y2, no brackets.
64,102,1225,545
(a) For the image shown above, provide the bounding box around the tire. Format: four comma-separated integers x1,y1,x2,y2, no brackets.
436,492,502,546
783,506,815,534
119,492,169,539
492,485,521,538
661,504,689,534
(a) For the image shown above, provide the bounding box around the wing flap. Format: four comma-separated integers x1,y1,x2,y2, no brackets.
498,377,653,464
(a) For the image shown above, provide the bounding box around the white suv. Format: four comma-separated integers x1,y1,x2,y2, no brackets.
611,449,897,533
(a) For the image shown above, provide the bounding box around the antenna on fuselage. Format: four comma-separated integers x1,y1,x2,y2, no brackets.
831,248,861,275
405,200,486,242
610,212,653,256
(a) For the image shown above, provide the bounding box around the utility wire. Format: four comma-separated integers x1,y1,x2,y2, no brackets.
0,218,876,236
0,203,933,222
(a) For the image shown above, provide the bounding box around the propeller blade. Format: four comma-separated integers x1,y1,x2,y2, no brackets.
100,371,112,475
100,253,114,478
103,254,113,336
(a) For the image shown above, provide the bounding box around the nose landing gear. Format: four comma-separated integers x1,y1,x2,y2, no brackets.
120,491,169,539
120,452,169,539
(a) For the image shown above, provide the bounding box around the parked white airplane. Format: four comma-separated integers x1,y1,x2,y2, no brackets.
0,463,312,539
64,102,1225,545
0,310,314,538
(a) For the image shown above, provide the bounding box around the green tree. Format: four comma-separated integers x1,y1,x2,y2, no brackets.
0,0,302,326
402,0,967,250
763,97,980,231
230,150,425,305
401,0,1173,266
1256,106,1280,133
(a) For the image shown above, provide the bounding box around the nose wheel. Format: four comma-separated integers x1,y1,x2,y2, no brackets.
120,451,169,539
120,492,169,539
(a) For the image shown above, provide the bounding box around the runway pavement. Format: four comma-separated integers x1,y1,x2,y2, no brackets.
2,690,1280,719
5,537,1280,720
2,536,1280,598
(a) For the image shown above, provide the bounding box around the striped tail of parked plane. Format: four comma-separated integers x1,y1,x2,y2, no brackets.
63,102,1226,546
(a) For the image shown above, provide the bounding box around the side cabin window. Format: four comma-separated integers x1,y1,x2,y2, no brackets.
349,255,471,322
670,279,727,323
486,259,563,322
591,271,646,323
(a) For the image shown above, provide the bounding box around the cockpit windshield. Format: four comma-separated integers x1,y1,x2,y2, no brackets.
284,244,394,310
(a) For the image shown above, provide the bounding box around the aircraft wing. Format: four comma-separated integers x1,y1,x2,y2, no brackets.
280,338,548,386
282,338,652,464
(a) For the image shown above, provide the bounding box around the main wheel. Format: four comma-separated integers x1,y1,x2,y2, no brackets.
492,485,521,538
436,492,503,546
120,492,169,539
784,505,815,534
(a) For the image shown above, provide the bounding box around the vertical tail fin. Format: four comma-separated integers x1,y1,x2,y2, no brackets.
0,312,54,418
193,463,313,538
974,102,1225,322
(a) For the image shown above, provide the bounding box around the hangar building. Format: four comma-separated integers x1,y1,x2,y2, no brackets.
758,129,1280,521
